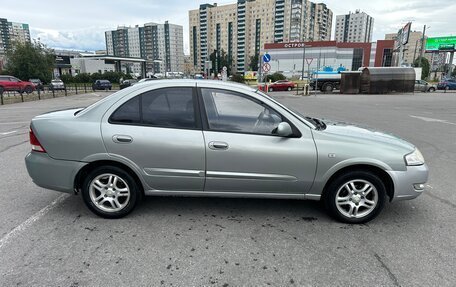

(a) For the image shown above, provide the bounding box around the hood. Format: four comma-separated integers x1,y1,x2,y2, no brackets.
318,119,415,152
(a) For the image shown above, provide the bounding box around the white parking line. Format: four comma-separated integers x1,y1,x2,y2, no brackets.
409,115,456,126
0,194,69,250
0,130,17,135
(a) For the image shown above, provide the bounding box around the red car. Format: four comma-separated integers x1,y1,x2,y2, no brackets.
0,75,35,95
268,80,296,92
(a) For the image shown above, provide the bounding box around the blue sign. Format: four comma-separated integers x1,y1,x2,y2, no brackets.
262,53,271,63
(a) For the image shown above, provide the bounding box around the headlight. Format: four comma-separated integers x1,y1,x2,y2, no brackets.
405,148,425,166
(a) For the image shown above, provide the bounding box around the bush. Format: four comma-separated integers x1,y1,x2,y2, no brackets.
59,71,134,84
264,72,286,83
230,74,245,83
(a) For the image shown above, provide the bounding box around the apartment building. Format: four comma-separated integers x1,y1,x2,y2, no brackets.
385,31,426,66
105,21,184,74
335,10,374,43
189,0,333,73
0,18,31,54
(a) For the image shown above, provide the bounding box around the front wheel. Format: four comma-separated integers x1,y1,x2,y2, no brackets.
24,86,33,94
324,171,386,224
82,166,141,219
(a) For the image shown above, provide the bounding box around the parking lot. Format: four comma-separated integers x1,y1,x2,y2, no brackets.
0,90,455,286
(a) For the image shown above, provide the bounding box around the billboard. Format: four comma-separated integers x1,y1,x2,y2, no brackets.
401,22,412,45
426,36,456,52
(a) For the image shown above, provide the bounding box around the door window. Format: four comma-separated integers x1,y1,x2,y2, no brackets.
109,87,196,129
201,88,282,135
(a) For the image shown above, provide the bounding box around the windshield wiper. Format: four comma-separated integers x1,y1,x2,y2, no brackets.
305,117,326,130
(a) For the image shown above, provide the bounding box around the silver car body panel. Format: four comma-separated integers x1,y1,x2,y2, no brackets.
25,80,429,202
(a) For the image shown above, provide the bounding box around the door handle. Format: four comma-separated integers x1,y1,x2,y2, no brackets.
208,141,229,150
113,135,133,144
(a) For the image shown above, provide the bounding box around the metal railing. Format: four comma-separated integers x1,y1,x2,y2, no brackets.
0,84,119,105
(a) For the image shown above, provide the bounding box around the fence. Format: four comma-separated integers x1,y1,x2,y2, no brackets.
0,83,120,105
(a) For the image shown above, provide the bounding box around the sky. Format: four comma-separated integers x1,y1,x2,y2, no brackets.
1,0,455,54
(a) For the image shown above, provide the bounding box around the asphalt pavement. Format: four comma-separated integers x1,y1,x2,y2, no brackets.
0,90,455,286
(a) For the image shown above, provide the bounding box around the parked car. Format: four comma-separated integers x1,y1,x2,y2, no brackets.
92,80,112,91
414,80,436,92
268,80,296,92
0,75,35,94
120,79,138,89
29,79,45,92
437,78,456,90
25,80,428,223
49,79,65,91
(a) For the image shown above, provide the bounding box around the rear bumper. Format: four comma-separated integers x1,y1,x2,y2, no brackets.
387,164,429,201
25,152,87,193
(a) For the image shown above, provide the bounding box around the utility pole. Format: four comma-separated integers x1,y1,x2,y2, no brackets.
418,25,426,67
301,43,306,80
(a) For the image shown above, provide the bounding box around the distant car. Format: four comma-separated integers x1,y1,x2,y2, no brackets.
0,75,35,94
414,80,436,92
92,80,112,91
49,79,65,91
120,79,138,90
437,78,456,90
268,80,296,92
29,79,45,92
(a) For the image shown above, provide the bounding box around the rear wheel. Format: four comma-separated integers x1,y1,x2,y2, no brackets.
324,170,386,224
81,166,141,218
428,87,435,92
322,83,334,93
287,86,292,91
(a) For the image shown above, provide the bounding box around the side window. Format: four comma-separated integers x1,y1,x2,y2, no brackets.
201,88,282,135
142,87,196,128
110,96,140,124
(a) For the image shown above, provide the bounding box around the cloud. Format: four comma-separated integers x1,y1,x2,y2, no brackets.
31,27,108,51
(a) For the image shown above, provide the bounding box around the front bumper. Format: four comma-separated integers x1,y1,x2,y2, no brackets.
387,164,429,201
25,152,87,193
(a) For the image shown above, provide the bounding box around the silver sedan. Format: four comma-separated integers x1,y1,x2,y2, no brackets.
25,80,428,223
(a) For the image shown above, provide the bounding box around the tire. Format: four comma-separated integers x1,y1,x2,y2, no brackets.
287,86,292,91
322,83,334,93
269,87,273,92
324,170,387,224
428,87,435,92
24,86,33,94
81,166,141,219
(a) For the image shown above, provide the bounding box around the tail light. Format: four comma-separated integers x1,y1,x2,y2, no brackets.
29,128,46,153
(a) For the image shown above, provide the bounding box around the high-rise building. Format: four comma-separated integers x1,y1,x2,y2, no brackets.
385,31,427,66
105,21,184,74
335,10,374,43
189,0,333,73
0,18,31,54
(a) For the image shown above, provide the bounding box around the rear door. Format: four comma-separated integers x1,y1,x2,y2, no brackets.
101,86,206,192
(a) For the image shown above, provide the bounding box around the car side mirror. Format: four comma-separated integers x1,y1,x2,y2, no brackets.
276,122,293,137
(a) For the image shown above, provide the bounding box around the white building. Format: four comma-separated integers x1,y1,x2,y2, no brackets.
335,10,374,43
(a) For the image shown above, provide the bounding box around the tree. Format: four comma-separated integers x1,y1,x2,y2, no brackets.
5,40,54,83
248,54,259,71
209,49,232,76
413,56,430,80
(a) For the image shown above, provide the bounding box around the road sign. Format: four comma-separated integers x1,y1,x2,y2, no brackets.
262,53,271,63
305,58,313,65
262,62,271,72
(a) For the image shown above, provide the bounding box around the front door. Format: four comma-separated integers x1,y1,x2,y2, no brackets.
101,86,205,192
199,88,317,194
